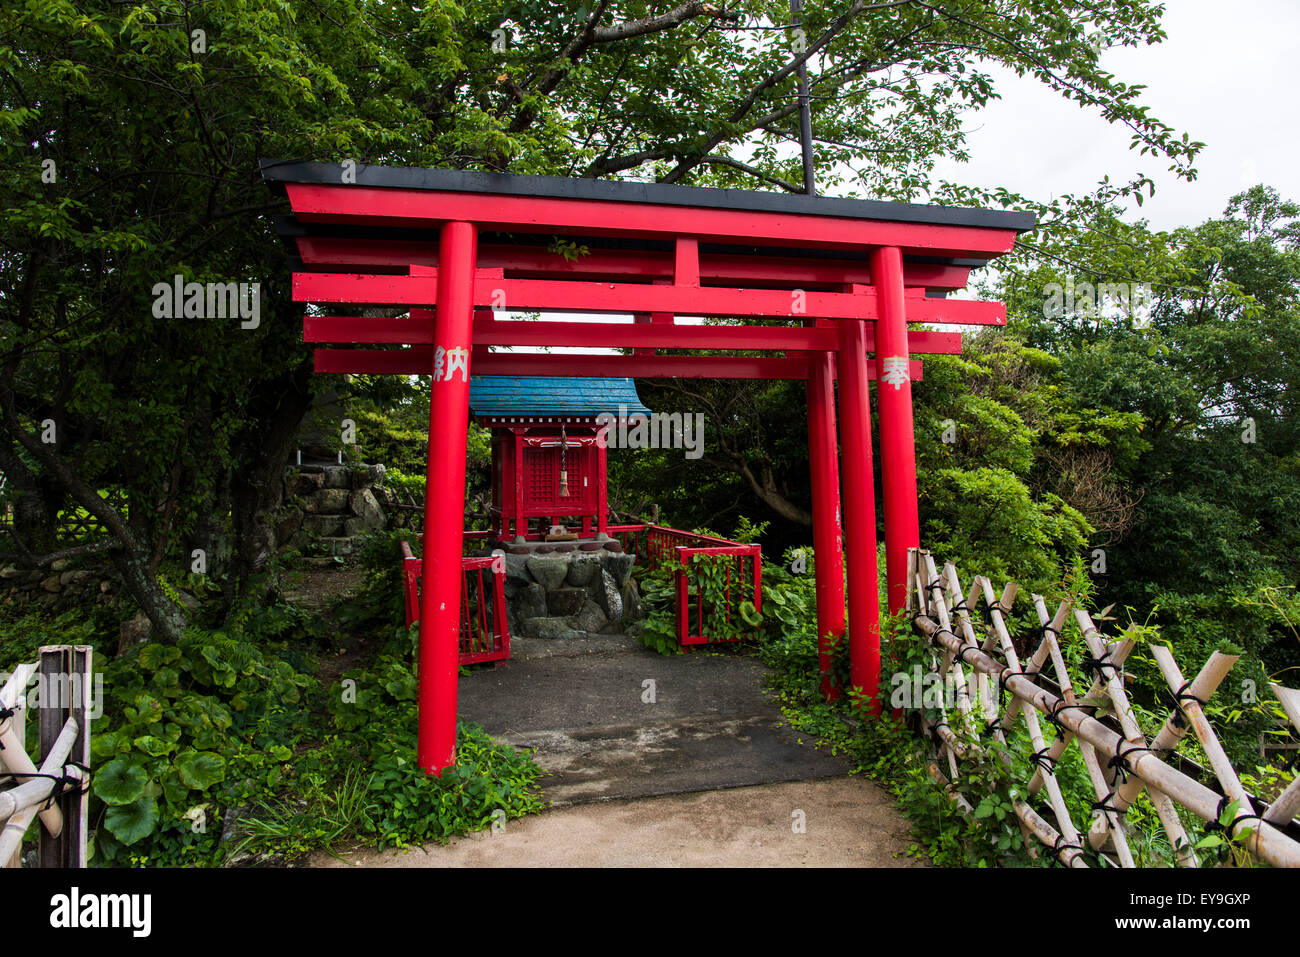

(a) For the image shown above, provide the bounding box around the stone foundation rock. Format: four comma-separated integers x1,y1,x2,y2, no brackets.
485,546,644,639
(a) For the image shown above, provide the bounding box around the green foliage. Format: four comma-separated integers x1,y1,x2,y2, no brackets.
996,187,1300,742
234,721,545,862
89,617,317,864
914,337,1131,592
685,552,759,645
0,522,544,865
631,564,681,656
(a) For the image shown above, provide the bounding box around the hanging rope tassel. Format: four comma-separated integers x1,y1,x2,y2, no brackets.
558,422,569,498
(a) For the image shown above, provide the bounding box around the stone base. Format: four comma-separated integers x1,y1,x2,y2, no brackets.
492,543,645,639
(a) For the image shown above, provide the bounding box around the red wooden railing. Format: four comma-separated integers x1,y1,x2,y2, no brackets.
403,527,760,652
608,524,762,646
400,540,511,665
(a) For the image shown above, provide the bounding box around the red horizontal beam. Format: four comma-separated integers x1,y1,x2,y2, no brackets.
284,184,1019,258
293,237,974,290
302,315,963,355
312,348,924,381
292,273,1005,326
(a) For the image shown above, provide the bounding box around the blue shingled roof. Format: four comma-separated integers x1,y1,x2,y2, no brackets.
468,377,651,417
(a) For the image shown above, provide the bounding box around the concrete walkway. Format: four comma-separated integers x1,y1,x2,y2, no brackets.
457,633,851,805
315,777,925,867
313,631,922,867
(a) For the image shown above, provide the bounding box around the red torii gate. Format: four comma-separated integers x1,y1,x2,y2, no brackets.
262,159,1033,774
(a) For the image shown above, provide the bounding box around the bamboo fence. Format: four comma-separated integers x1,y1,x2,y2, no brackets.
905,547,1300,868
0,646,92,868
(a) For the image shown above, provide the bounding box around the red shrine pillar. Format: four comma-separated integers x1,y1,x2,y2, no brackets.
596,434,609,536
871,246,920,614
837,318,881,713
418,221,477,775
806,350,845,700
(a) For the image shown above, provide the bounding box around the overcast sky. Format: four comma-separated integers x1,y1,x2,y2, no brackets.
929,0,1300,232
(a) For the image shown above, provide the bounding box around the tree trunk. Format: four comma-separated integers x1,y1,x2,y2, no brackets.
111,548,187,643
0,443,58,559
231,359,315,597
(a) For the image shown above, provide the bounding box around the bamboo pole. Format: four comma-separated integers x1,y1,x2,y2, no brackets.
1013,797,1088,868
1151,645,1266,859
0,715,79,865
1027,639,1135,794
0,661,34,869
910,610,1300,868
943,563,998,733
1094,649,1236,865
0,716,78,825
972,576,1080,848
1272,682,1300,731
1073,618,1198,866
1021,594,1135,863
961,566,1081,842
917,557,1035,849
927,762,974,814
922,553,974,717
0,706,63,838
1075,609,1145,742
0,663,37,726
1264,684,1300,824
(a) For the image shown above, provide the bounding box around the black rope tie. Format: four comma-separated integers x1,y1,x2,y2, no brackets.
997,666,1041,696
1029,748,1057,775
1168,680,1206,728
997,667,1017,695
982,601,1009,625
3,765,89,809
1091,791,1121,817
1208,794,1266,839
1107,739,1154,784
1027,624,1061,648
1084,651,1119,680
928,721,949,747
983,718,1001,738
1046,698,1098,732
955,644,981,667
0,702,13,750
1050,833,1084,867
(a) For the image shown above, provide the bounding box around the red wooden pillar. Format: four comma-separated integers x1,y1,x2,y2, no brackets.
491,435,504,539
512,429,525,541
836,318,881,713
871,246,920,614
417,220,477,775
806,350,845,699
596,434,609,536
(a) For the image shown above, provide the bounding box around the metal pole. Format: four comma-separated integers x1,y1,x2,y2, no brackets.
418,220,477,775
789,0,816,196
836,319,881,711
806,350,845,699
871,246,920,614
